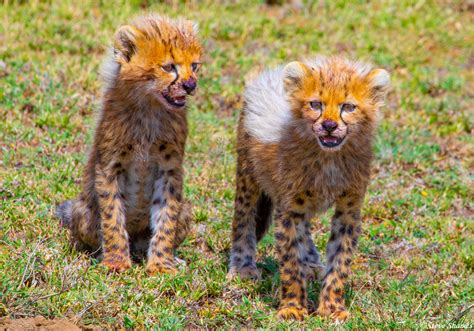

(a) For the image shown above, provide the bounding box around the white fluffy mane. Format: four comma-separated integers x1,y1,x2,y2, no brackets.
99,48,121,91
243,67,292,144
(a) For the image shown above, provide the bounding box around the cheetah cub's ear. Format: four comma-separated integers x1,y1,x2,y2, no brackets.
114,25,140,63
367,68,390,106
283,61,312,93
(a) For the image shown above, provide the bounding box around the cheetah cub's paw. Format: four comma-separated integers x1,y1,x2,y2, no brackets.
227,266,261,281
146,256,187,275
146,264,177,276
277,306,308,321
317,305,350,322
102,257,132,273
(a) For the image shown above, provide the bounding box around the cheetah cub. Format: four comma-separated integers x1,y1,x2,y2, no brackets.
229,56,389,321
57,15,202,274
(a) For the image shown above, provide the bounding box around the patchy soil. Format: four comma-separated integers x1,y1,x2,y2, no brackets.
0,317,80,331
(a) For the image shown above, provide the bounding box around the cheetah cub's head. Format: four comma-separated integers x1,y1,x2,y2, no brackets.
283,57,390,151
108,15,202,110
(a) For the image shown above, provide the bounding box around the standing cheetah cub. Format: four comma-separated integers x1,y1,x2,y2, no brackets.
229,56,389,320
57,15,202,274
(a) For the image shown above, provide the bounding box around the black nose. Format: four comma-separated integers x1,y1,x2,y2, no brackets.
183,78,197,94
322,120,338,133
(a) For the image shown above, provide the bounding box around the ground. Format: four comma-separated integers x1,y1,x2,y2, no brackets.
0,0,473,329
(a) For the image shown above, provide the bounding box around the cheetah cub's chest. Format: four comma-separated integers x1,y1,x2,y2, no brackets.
295,159,349,214
119,144,158,225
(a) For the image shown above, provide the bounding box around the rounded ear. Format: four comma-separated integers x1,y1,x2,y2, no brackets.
367,68,390,105
114,25,139,63
283,61,311,93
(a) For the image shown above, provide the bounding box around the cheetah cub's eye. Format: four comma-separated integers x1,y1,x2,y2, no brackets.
341,103,356,112
191,62,200,72
310,101,323,112
162,63,176,73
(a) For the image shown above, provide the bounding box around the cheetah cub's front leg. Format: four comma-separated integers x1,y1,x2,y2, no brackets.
146,144,187,275
96,161,131,272
317,191,363,321
274,209,309,321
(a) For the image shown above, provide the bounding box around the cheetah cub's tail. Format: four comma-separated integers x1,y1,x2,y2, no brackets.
56,200,73,228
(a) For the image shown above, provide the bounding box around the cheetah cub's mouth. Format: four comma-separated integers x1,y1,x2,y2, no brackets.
318,135,345,148
162,92,187,108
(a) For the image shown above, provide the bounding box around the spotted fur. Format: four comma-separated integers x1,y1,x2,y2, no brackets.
229,56,389,321
57,14,202,274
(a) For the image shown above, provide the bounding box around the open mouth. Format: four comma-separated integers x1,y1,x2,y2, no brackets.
319,135,344,148
163,93,186,108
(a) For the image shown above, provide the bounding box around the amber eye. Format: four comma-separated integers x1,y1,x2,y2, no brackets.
162,63,176,73
191,62,200,72
341,103,356,112
310,101,323,111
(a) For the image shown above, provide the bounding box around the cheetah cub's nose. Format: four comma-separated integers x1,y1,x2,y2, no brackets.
183,78,197,94
322,120,338,133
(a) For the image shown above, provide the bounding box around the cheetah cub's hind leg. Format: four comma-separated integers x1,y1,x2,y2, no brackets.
228,165,267,280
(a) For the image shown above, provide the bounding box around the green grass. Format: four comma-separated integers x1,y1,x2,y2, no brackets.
1,0,473,329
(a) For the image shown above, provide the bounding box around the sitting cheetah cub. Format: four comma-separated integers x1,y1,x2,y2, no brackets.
228,56,389,321
57,15,202,274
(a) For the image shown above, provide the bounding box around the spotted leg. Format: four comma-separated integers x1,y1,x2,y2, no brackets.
228,164,261,280
95,161,131,272
275,209,308,320
146,147,185,275
317,191,363,321
296,219,325,281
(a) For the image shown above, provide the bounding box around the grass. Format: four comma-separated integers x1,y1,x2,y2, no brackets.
1,0,473,329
